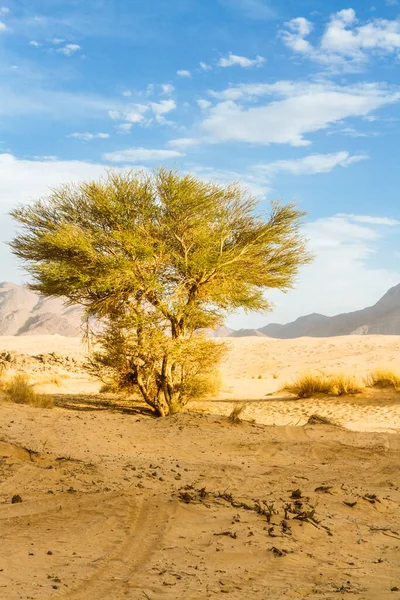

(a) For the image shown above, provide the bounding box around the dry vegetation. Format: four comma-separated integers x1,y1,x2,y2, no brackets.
1,373,54,408
285,372,363,398
365,368,400,390
228,403,246,424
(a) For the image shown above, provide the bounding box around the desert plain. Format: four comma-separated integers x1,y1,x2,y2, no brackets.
0,334,399,599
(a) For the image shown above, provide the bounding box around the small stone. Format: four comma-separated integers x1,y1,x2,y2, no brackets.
11,494,22,504
47,550,53,555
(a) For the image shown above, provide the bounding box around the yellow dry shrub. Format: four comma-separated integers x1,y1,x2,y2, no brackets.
285,372,363,399
365,368,400,390
2,374,54,408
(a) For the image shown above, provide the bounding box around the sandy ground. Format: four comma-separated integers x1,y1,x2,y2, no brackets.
0,334,399,599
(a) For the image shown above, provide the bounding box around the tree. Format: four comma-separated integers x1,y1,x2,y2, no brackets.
10,169,312,416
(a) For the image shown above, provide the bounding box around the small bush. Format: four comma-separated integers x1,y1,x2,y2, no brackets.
330,374,363,396
3,374,54,408
365,368,400,390
99,382,118,393
307,414,339,426
285,372,363,399
228,403,246,425
285,373,335,398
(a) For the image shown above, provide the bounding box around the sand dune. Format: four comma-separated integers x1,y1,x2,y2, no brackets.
0,334,399,598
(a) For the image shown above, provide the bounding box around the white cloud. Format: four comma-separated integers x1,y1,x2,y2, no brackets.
29,40,40,47
103,147,183,162
109,104,149,125
177,69,191,78
160,83,175,95
336,214,400,226
199,61,212,71
68,132,110,141
150,99,176,115
281,10,400,70
0,154,112,211
281,17,314,54
229,213,400,328
0,20,7,31
51,38,65,45
197,99,212,110
168,138,199,149
218,53,265,68
255,151,368,176
186,164,270,198
145,84,154,96
125,109,148,123
122,90,132,97
0,153,119,281
56,44,81,56
0,7,10,16
203,81,400,146
116,123,133,134
154,115,176,127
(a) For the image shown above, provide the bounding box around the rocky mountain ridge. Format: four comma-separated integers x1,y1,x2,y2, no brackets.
2,281,400,338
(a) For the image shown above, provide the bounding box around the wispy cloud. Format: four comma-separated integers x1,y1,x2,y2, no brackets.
150,99,176,115
56,43,81,56
218,53,265,68
103,147,183,162
160,83,175,95
199,61,212,71
336,214,400,226
68,132,110,140
177,69,191,78
167,138,199,149
203,80,400,146
255,151,368,176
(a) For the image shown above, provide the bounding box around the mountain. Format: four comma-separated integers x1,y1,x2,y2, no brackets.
2,281,400,338
0,282,82,336
256,283,400,338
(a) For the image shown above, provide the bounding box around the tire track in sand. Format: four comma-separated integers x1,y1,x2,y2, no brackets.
61,493,175,600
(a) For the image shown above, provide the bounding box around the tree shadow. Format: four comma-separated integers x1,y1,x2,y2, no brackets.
52,393,155,416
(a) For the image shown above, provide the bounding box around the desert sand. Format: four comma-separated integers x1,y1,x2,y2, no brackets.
0,334,399,599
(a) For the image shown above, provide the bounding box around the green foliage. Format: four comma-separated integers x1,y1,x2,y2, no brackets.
2,374,54,408
11,169,311,416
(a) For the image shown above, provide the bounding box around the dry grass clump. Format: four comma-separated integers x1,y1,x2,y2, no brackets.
330,374,363,396
228,403,246,425
365,368,400,390
285,372,363,399
2,374,54,408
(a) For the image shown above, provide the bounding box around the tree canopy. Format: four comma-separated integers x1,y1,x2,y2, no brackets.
10,168,312,415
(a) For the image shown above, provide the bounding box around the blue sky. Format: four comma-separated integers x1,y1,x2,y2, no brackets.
1,0,400,329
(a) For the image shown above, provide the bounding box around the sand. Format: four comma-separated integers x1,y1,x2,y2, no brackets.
0,334,399,598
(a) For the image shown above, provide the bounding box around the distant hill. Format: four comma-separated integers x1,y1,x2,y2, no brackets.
257,283,400,338
2,281,400,338
0,282,82,336
213,283,400,338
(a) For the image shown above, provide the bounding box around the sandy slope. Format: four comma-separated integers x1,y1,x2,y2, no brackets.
0,334,399,599
1,334,400,432
0,407,399,599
